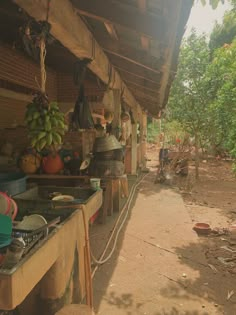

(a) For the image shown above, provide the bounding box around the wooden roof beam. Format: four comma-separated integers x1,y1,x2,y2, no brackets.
109,56,162,83
14,0,141,115
114,66,160,85
119,71,160,91
158,0,192,112
104,22,119,41
137,0,150,51
71,0,167,40
97,35,162,73
124,80,159,94
129,87,159,103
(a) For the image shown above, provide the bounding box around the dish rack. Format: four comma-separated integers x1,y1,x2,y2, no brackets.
12,217,60,255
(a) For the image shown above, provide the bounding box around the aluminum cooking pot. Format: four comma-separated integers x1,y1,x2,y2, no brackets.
93,135,122,153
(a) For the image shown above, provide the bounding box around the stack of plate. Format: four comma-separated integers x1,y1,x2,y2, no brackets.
16,214,48,235
0,214,12,248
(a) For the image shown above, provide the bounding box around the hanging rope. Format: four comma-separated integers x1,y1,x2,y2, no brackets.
39,37,47,94
39,0,51,94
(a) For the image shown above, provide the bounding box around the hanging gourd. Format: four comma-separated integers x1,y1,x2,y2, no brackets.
23,21,67,152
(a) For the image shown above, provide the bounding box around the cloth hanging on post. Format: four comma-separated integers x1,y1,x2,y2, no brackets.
72,59,94,129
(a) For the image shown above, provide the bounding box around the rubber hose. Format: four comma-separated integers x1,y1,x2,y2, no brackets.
90,173,149,266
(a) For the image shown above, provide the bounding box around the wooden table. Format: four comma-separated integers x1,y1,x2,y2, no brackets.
28,174,129,224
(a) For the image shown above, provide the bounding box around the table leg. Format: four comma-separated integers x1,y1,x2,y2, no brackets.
112,179,120,212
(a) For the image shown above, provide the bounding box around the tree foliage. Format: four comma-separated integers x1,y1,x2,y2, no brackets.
168,31,210,142
209,10,236,51
168,13,236,163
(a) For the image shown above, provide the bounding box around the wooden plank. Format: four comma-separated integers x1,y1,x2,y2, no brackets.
105,182,113,216
104,22,119,40
14,0,141,114
137,0,150,51
141,36,150,51
158,0,182,110
123,79,159,93
98,36,161,73
137,0,146,13
110,57,161,83
129,87,159,102
72,0,166,40
120,72,160,91
0,88,32,102
135,96,158,108
114,66,160,85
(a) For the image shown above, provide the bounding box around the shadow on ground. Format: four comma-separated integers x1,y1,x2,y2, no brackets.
157,237,236,314
91,146,236,314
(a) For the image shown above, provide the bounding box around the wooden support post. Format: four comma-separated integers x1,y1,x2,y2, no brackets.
111,89,121,140
141,111,147,164
131,123,137,175
112,179,120,212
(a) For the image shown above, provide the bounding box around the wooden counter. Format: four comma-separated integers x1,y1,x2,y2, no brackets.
0,189,102,312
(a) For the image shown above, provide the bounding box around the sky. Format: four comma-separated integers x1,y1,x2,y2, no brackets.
184,0,232,37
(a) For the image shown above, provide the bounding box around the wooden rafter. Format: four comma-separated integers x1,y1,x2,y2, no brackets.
119,71,160,90
105,50,160,74
137,0,150,51
109,56,161,83
14,0,142,117
114,66,160,85
104,22,119,40
129,87,159,102
97,35,162,73
71,0,166,40
135,96,158,108
124,79,159,93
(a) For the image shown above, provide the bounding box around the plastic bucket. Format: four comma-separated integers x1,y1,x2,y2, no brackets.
90,178,101,191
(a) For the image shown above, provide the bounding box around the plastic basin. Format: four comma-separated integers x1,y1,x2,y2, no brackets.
0,172,27,196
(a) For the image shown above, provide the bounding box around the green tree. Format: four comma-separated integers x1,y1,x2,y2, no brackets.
207,40,236,157
199,0,233,9
209,10,236,51
167,31,211,178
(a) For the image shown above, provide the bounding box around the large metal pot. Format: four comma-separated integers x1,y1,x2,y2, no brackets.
93,135,122,153
94,150,115,161
90,160,124,177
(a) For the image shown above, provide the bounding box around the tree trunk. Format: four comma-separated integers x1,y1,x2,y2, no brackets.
195,132,200,179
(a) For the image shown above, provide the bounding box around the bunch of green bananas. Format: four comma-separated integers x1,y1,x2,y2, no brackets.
25,99,67,151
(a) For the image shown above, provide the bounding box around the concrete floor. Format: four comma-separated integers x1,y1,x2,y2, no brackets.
91,172,225,315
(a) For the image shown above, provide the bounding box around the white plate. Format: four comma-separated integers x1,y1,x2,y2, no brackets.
52,195,74,202
16,214,48,235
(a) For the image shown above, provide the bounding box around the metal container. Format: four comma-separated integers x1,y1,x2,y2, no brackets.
93,135,122,153
91,160,124,177
94,150,115,161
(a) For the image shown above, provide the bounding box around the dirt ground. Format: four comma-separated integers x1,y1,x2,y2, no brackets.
91,144,236,315
148,145,236,311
